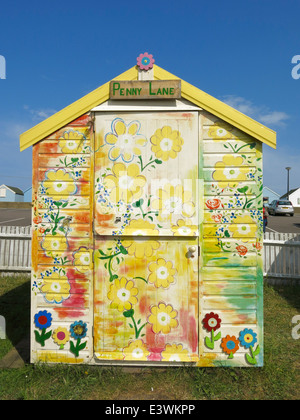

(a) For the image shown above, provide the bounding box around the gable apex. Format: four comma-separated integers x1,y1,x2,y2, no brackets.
20,64,276,151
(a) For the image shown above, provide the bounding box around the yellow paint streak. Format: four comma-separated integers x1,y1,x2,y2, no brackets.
196,353,218,367
37,351,85,364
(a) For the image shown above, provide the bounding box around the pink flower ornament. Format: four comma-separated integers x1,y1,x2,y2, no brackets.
137,52,155,70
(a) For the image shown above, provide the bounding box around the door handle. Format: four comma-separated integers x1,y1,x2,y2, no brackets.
187,246,198,258
188,246,197,253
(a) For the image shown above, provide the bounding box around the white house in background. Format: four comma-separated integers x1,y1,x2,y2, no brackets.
0,185,24,202
24,187,32,202
263,186,280,205
280,188,300,208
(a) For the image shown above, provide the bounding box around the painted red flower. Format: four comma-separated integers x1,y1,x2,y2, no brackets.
212,214,222,223
33,215,42,224
236,245,248,256
205,198,221,210
136,52,155,70
202,312,222,332
253,241,263,251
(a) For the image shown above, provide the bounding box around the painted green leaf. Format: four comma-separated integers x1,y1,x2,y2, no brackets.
253,345,260,357
246,353,257,365
205,336,214,350
119,245,128,255
237,186,249,194
34,330,42,344
78,341,87,351
123,309,134,318
214,331,221,341
132,199,144,208
70,340,78,357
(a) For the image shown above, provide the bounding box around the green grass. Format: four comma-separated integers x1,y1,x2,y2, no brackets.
0,275,30,359
0,276,299,400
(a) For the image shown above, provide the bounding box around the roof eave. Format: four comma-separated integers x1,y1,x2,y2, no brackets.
19,66,138,151
154,65,276,149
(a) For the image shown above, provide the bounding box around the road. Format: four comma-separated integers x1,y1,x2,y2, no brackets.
0,208,32,226
266,213,300,234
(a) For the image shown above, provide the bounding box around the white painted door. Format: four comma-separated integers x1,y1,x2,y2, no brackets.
94,111,200,363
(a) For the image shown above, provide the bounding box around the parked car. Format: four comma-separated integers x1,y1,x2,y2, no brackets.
268,200,294,216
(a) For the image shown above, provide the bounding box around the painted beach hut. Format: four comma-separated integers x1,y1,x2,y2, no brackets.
20,54,276,367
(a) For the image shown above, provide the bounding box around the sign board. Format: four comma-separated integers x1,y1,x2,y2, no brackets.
110,80,181,100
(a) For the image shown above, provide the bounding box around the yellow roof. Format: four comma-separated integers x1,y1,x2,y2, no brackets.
20,65,276,151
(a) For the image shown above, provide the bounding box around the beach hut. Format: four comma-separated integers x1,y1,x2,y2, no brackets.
20,54,276,367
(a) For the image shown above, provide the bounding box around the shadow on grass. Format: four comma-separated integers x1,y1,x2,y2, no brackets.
0,278,30,363
271,284,300,311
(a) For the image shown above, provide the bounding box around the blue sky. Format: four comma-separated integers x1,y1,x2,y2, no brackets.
0,0,299,196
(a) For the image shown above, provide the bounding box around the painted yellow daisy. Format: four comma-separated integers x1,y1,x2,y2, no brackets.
150,126,184,161
148,302,178,334
73,248,91,273
43,169,77,200
42,233,68,256
208,121,234,140
107,277,138,312
229,216,257,238
52,327,71,349
148,258,176,288
103,162,146,203
41,272,71,304
58,130,86,153
123,339,150,361
213,154,247,186
151,184,195,218
105,118,147,162
122,220,160,258
171,219,198,236
161,343,191,362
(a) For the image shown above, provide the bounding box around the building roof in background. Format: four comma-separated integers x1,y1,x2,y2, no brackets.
280,188,299,199
0,184,24,195
263,186,280,196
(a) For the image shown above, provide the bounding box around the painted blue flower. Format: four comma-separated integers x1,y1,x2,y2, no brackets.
34,310,52,330
239,328,257,349
70,320,87,340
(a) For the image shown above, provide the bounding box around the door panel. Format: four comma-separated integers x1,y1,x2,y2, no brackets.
94,112,199,236
94,237,199,362
93,111,200,363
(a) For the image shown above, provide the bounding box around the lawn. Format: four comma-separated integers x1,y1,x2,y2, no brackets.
0,276,299,400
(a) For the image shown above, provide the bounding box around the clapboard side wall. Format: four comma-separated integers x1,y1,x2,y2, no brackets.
199,111,263,366
31,113,94,364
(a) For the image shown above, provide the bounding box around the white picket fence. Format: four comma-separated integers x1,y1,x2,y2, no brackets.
0,226,31,273
0,226,299,282
263,232,300,283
